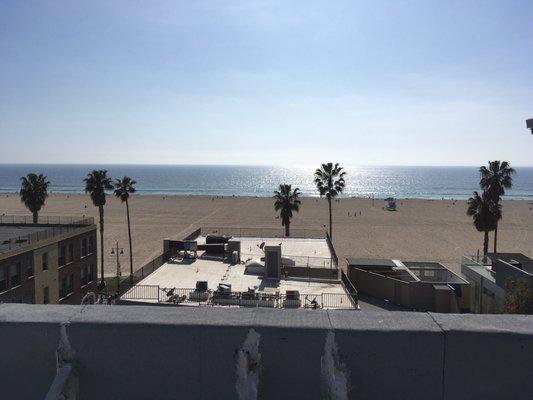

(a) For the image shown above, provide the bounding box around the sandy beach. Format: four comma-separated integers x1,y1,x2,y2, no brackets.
1,193,532,276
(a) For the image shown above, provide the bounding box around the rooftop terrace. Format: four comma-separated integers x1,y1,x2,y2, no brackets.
0,216,95,254
120,233,355,309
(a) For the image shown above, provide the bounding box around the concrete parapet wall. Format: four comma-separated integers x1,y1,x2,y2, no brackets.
0,304,532,400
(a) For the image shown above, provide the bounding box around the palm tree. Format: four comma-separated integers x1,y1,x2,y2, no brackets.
114,176,137,284
479,161,515,253
273,184,301,237
466,191,500,260
84,170,113,287
19,173,50,223
314,162,346,240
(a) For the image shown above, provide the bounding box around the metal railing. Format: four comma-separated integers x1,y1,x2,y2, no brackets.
121,285,160,301
200,226,326,239
120,285,358,310
325,232,338,268
0,215,94,226
108,251,171,296
240,252,334,269
0,216,95,254
341,270,359,308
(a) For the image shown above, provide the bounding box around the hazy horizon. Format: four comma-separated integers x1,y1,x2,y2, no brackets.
1,1,532,166
2,162,533,168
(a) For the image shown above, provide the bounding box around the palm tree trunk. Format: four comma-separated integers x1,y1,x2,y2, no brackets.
328,197,333,240
126,199,134,284
99,206,105,286
493,223,498,254
285,221,290,237
483,230,489,259
32,211,38,224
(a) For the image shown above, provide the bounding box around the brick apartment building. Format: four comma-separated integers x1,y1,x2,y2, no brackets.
0,216,98,305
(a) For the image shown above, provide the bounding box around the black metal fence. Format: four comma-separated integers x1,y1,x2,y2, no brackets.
200,226,326,239
107,251,171,297
240,252,334,269
325,232,338,268
0,215,94,226
120,285,358,310
341,270,359,308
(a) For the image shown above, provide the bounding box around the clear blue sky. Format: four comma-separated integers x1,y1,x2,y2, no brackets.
1,1,532,166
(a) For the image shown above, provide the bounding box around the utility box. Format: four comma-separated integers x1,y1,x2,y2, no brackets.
227,240,241,263
265,245,282,279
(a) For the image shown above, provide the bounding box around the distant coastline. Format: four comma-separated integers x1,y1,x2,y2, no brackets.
1,164,532,200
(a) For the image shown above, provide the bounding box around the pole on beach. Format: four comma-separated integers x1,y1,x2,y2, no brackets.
111,242,124,295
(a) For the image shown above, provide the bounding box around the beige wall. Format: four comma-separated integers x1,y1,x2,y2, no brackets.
350,267,471,312
33,243,59,304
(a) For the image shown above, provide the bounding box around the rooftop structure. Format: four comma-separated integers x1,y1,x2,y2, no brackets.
120,227,357,310
346,258,470,312
0,216,97,305
461,253,533,314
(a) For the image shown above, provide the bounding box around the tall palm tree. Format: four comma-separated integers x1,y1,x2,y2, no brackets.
273,184,301,237
314,162,346,240
114,176,137,284
479,161,515,253
84,170,113,287
467,191,500,259
19,173,50,223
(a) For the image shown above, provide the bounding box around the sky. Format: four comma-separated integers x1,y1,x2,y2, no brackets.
1,1,532,166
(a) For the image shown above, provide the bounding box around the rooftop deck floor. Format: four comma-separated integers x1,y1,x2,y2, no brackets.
136,258,345,295
197,235,334,268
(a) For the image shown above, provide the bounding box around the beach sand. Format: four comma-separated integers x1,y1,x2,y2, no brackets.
1,194,532,276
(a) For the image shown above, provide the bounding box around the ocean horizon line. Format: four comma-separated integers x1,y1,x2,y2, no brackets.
2,162,533,169
1,164,532,201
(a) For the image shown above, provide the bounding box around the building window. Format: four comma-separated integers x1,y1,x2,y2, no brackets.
59,245,66,266
0,268,7,292
27,261,34,277
81,266,88,286
43,287,49,304
42,253,48,271
88,236,94,254
9,263,21,287
81,238,88,257
88,264,95,283
68,243,74,263
59,277,66,298
60,274,74,299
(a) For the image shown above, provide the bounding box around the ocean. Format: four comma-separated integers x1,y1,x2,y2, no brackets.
0,164,532,200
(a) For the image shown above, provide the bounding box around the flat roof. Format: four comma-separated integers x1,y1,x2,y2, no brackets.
348,257,468,284
137,258,345,295
0,226,51,252
488,253,533,274
346,258,397,268
198,235,334,268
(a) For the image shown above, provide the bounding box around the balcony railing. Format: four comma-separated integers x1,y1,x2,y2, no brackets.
120,285,358,310
0,216,95,254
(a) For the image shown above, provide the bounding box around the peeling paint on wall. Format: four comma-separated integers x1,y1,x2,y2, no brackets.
321,331,350,400
235,328,261,400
